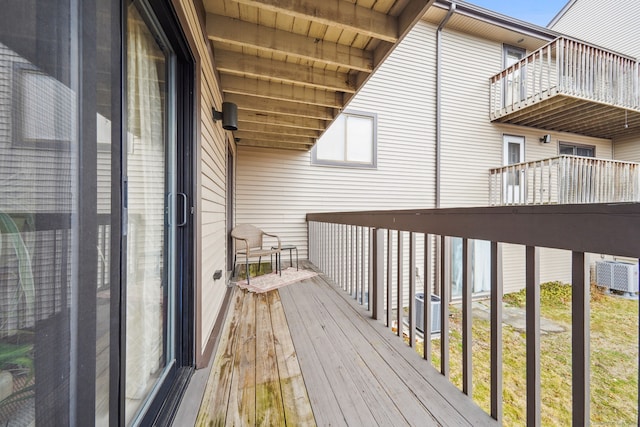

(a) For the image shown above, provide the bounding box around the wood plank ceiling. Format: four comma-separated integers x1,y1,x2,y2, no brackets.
203,0,434,150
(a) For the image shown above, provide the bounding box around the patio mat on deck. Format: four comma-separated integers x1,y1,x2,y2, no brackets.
235,267,318,293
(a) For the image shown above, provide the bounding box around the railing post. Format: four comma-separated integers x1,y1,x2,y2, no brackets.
408,232,416,347
397,231,404,337
572,251,590,426
372,228,384,320
490,241,503,422
387,229,393,328
424,234,432,361
441,236,451,378
462,238,473,396
558,38,564,92
526,246,541,427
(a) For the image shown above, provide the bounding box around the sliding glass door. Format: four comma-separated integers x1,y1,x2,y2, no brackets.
125,2,178,424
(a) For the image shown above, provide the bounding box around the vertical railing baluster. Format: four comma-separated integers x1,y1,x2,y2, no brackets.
324,222,328,271
491,241,503,423
558,38,564,92
349,225,356,297
526,246,541,427
572,251,590,426
462,238,473,396
344,224,348,290
441,236,451,378
424,234,432,361
372,228,384,320
354,225,359,299
409,232,416,348
367,227,373,310
387,229,393,328
397,231,404,337
360,226,365,305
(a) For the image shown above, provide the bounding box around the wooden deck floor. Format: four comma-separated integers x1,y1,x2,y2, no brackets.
196,264,496,426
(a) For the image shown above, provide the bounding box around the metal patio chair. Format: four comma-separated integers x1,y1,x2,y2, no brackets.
231,224,281,284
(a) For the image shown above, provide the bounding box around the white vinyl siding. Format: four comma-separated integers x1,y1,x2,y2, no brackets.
237,21,436,293
614,135,640,162
235,18,616,296
550,0,640,59
440,29,503,208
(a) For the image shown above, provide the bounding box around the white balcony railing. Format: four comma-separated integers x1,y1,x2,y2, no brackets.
490,37,640,120
489,155,640,206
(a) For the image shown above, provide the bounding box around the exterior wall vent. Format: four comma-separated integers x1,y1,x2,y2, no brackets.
595,261,639,294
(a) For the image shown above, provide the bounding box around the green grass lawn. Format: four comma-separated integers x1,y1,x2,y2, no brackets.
415,282,638,426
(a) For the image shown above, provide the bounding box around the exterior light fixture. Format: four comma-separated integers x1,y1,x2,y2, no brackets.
212,101,238,131
540,134,551,144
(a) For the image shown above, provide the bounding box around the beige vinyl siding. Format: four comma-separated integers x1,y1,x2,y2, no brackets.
175,0,228,355
439,28,502,208
496,127,610,293
236,17,619,297
237,20,436,259
550,0,640,59
614,135,640,162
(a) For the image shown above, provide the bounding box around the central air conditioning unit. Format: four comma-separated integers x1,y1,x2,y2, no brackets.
415,293,441,335
595,261,639,294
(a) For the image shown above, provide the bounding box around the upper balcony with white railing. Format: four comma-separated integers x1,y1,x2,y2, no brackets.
490,37,640,139
489,155,640,206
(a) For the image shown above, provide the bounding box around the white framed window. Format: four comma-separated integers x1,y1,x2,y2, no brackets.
559,142,595,157
312,110,377,168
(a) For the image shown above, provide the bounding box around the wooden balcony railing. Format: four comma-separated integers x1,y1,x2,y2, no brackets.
307,203,640,425
489,155,640,206
490,37,640,120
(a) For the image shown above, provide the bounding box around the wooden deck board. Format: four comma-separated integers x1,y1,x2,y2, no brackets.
196,263,497,426
280,265,497,427
281,277,414,426
227,290,256,426
255,293,285,425
282,281,378,426
321,284,496,426
196,290,243,426
267,291,315,426
293,276,441,426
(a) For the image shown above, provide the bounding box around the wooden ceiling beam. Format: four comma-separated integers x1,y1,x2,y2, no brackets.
231,0,398,43
347,0,434,103
220,75,343,108
234,131,315,145
237,139,313,151
207,14,373,72
215,50,356,93
225,93,334,120
239,110,327,130
237,121,321,138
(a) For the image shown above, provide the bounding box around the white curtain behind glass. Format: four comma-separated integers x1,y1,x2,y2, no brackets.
125,7,165,402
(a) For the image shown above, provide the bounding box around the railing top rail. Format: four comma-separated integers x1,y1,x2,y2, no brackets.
307,203,640,258
489,36,639,83
489,155,640,173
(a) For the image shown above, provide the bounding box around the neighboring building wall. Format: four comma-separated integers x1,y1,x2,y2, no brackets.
237,20,437,261
614,135,640,162
436,26,612,293
549,0,640,59
236,17,615,296
174,0,229,362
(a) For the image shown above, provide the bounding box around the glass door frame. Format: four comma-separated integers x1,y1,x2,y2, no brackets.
118,0,194,425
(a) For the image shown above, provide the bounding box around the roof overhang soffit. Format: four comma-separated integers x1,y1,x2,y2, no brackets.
205,0,435,150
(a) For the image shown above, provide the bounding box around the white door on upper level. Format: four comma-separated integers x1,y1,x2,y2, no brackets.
503,135,524,204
